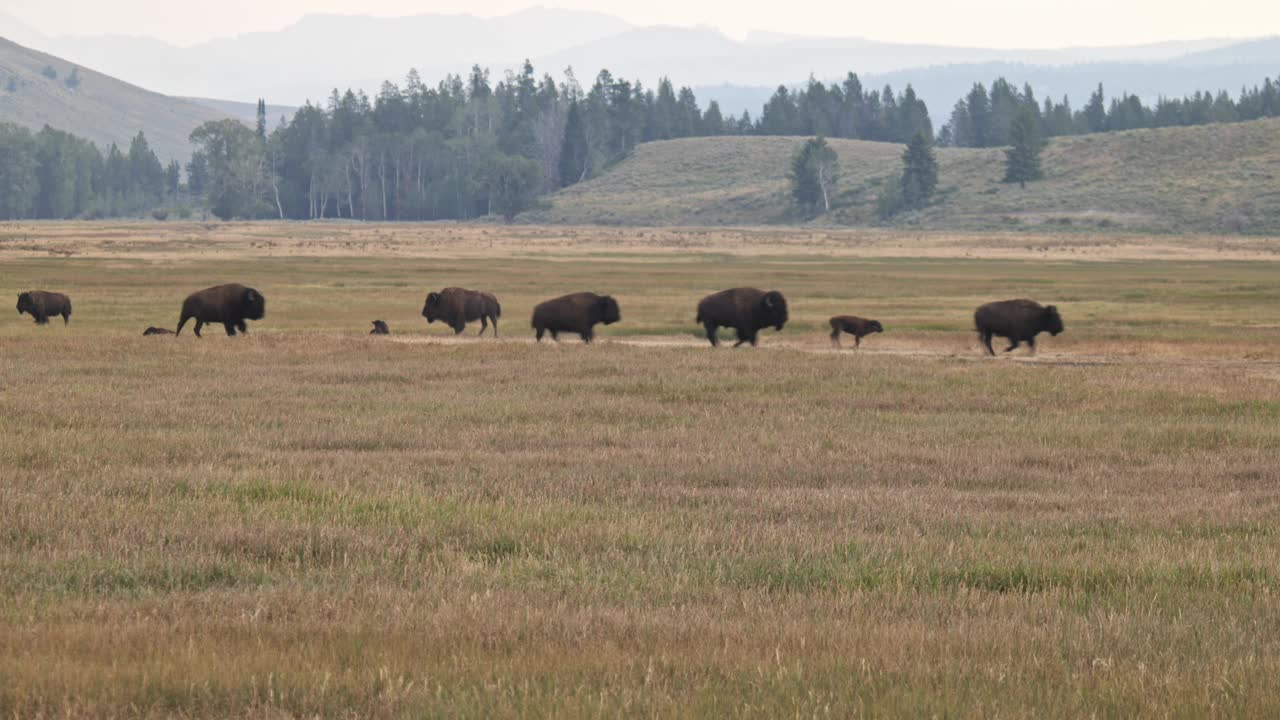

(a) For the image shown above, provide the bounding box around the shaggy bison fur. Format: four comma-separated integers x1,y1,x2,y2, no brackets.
370,320,390,335
531,292,621,343
829,315,884,349
974,299,1063,355
16,291,71,325
695,288,788,347
422,287,501,336
176,283,265,338
143,326,174,336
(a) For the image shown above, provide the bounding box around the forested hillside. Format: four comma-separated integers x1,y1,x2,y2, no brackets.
530,118,1280,234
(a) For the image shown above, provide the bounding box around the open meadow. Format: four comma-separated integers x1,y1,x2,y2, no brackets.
2,222,1280,717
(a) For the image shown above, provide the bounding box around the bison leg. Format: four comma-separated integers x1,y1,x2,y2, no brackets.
580,327,594,344
704,322,719,347
193,319,204,338
491,316,499,338
830,328,841,348
62,311,70,325
1027,337,1037,355
980,331,995,356
854,334,862,349
478,316,488,337
1004,339,1019,353
550,329,559,342
237,320,248,334
224,322,238,337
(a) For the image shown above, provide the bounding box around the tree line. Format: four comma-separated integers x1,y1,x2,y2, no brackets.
187,63,940,221
3,59,1280,222
940,76,1280,147
0,123,178,220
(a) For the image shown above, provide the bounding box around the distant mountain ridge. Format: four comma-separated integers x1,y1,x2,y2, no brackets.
3,7,1273,112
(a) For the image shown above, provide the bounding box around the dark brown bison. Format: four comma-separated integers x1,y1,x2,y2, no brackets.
143,326,174,336
422,288,501,336
829,315,884,349
16,291,71,325
531,292,620,343
974,299,1063,355
696,288,788,347
370,320,390,335
176,283,265,338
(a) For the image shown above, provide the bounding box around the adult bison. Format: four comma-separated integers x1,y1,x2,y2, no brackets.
829,315,884,349
531,292,620,343
696,287,788,347
974,299,1063,355
422,288,501,336
16,291,71,325
176,283,265,338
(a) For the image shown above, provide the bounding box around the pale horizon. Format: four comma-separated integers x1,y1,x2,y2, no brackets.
4,0,1278,49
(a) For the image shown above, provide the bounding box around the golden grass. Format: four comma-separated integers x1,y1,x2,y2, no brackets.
2,222,1280,717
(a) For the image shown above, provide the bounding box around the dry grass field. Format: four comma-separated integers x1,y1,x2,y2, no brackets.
3,222,1280,717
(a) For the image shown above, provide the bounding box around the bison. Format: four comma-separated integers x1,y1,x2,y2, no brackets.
176,283,265,338
370,320,390,335
143,326,174,336
974,299,1063,355
696,288,788,347
422,287,501,337
16,291,71,325
829,315,884,349
531,292,620,343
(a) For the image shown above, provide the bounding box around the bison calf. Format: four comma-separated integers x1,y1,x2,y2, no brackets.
974,299,1063,355
422,287,501,337
829,315,884,349
370,320,390,335
176,283,265,338
531,292,620,343
696,287,788,347
17,291,71,325
143,326,174,336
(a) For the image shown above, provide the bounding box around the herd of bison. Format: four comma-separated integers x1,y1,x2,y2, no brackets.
16,284,1065,355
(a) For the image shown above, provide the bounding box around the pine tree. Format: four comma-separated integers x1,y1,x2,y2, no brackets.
789,137,839,214
558,99,589,187
900,132,938,210
1004,107,1044,188
1084,84,1107,133
256,99,267,139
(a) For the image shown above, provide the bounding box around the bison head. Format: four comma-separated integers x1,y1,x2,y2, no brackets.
597,295,621,325
16,292,32,316
867,320,885,334
1042,305,1064,336
422,292,443,323
760,291,788,331
241,287,265,320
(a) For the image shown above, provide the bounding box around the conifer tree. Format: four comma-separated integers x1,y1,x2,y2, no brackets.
1004,107,1044,188
900,132,938,209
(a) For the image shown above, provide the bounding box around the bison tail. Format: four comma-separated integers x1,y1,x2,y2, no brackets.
495,302,502,318
176,314,189,336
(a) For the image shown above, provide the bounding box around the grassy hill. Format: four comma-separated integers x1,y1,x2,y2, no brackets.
530,118,1280,234
0,37,227,162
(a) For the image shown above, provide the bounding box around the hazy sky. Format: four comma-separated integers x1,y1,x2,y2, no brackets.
6,0,1278,47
